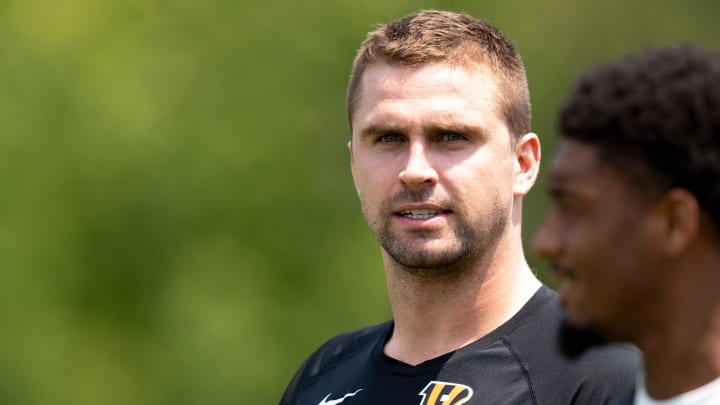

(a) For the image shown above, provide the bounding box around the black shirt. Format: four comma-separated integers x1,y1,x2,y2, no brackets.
280,286,639,405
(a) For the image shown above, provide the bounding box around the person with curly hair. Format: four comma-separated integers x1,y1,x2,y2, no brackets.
534,45,720,404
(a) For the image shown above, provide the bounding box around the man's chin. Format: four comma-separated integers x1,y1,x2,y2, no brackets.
558,318,608,359
381,241,470,275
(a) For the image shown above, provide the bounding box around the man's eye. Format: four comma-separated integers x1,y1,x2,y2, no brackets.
377,134,403,143
441,133,465,142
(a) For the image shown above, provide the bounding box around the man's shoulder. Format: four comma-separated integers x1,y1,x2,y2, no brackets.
291,321,391,383
508,285,640,369
607,388,635,405
312,321,391,364
503,286,641,403
279,321,391,405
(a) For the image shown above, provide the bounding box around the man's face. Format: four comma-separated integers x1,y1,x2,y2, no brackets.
533,140,663,340
349,62,524,273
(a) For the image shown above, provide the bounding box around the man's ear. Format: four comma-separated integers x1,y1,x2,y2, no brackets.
654,188,701,257
513,132,541,197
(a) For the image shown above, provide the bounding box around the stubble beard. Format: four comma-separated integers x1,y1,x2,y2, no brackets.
362,189,509,278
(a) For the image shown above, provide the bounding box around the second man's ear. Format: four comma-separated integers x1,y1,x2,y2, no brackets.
655,188,701,257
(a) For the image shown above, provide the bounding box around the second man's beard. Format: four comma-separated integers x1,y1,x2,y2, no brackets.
557,318,609,359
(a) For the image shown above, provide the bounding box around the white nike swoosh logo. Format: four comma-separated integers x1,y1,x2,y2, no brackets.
318,389,363,405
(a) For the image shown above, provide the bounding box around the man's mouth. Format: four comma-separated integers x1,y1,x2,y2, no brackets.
398,209,440,219
551,265,575,293
557,276,573,292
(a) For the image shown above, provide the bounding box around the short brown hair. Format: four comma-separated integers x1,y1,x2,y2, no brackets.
346,10,531,138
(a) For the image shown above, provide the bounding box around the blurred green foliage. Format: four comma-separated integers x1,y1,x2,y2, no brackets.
0,0,717,403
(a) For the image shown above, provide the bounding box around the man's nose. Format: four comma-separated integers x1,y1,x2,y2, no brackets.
532,211,563,260
398,142,438,188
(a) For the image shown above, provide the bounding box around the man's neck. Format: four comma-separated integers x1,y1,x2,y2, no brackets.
382,250,540,366
641,325,720,400
639,257,720,399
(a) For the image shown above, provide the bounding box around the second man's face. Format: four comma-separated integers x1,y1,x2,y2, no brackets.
349,62,525,273
533,140,666,340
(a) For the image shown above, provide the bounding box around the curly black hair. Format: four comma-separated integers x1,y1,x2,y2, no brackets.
559,45,720,230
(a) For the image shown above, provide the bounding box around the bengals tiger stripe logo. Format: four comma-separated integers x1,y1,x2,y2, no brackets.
418,381,473,405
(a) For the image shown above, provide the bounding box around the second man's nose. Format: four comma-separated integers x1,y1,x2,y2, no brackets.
531,211,563,261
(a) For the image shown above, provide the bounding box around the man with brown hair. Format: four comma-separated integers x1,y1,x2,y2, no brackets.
280,10,638,404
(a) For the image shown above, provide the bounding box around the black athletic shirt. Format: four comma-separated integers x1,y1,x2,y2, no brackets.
280,286,639,405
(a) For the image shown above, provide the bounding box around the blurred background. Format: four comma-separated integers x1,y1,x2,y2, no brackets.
0,0,717,403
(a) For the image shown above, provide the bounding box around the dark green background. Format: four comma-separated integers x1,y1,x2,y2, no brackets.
1,0,717,403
